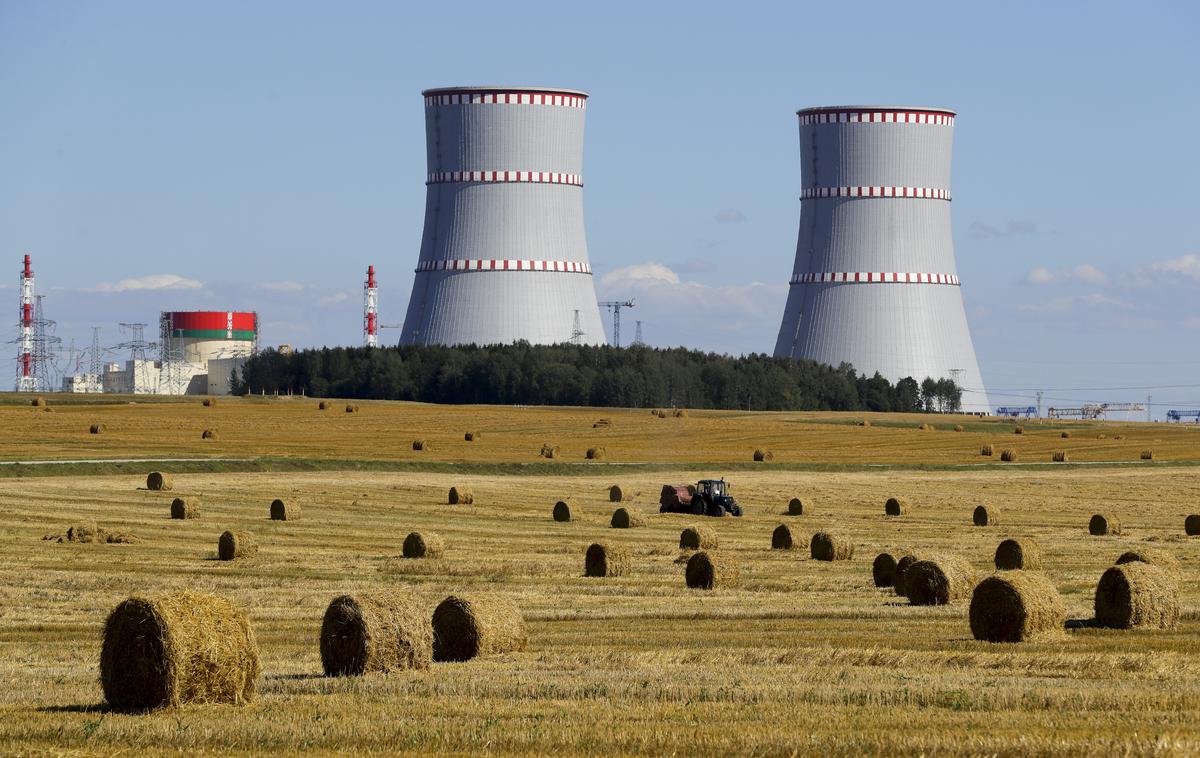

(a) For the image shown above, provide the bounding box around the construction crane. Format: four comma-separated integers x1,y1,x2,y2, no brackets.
1168,410,1200,423
1048,402,1145,421
598,299,635,347
995,406,1037,418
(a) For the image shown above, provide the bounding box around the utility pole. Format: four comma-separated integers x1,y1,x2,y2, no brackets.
1036,390,1044,418
598,299,635,347
633,320,644,346
569,310,584,345
1147,394,1152,423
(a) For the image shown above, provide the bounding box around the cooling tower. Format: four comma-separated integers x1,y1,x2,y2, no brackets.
401,86,606,346
773,105,990,410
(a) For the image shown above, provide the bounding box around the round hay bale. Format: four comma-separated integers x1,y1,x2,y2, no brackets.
673,408,688,418
170,497,199,520
1115,547,1180,575
539,443,560,459
146,471,173,491
752,448,774,462
1185,514,1200,536
201,429,218,440
906,555,975,605
448,486,473,505
345,403,360,413
611,507,646,529
89,423,105,434
892,554,924,596
202,398,216,407
884,497,910,516
270,499,300,521
1014,426,1025,435
787,497,807,516
651,409,662,416
318,401,330,410
1094,562,1179,630
431,595,527,662
464,431,480,441
402,531,444,559
1000,448,1018,462
680,525,719,551
31,397,46,407
684,550,741,589
771,524,804,550
810,532,854,562
586,446,606,460
980,444,994,457
1089,513,1121,536
218,530,257,560
858,419,872,427
320,591,432,676
1141,450,1154,461
608,484,626,502
412,439,428,451
994,538,1042,570
973,504,999,526
969,571,1066,643
1061,431,1071,438
918,423,934,431
953,424,964,432
100,591,259,711
1052,450,1068,462
552,500,578,522
872,553,898,588
656,410,668,418
584,542,630,577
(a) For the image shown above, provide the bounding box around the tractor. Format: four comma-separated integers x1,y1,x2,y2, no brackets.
659,478,742,517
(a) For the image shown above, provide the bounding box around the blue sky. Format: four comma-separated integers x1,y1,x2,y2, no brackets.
2,1,1197,417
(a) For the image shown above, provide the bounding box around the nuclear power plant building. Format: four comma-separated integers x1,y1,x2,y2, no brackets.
400,86,607,347
773,105,989,410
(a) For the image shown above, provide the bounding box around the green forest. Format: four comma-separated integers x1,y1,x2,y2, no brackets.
232,343,963,413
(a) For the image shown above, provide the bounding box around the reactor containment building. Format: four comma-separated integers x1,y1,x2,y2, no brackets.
400,86,607,347
773,105,989,410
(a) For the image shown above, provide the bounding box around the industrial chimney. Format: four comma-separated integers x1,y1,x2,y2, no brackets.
773,105,990,410
401,86,607,346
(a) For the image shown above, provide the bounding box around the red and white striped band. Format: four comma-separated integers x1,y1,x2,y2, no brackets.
791,271,960,285
799,110,954,126
802,186,950,200
416,259,593,274
427,171,582,186
424,92,586,109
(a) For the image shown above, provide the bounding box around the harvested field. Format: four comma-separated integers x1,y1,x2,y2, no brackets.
2,398,1200,753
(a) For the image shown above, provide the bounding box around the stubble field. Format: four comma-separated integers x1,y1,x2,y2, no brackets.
2,395,1199,755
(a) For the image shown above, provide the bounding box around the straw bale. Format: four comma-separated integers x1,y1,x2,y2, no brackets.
1115,547,1180,575
885,497,910,516
973,504,999,526
685,550,741,589
146,471,173,491
906,554,975,605
100,591,259,710
872,553,898,587
680,525,719,550
402,531,444,559
448,486,473,505
611,507,646,528
787,497,808,515
218,530,257,560
810,531,854,561
170,497,199,520
1094,562,1179,629
753,448,774,462
552,500,579,522
584,542,630,577
1089,513,1121,536
771,524,805,550
270,498,300,521
994,538,1042,570
432,595,527,662
969,571,1066,642
320,591,432,676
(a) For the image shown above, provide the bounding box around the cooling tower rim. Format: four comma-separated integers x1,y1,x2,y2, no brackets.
796,104,956,116
423,85,588,98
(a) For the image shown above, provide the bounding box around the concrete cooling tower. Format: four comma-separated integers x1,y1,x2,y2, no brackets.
773,105,990,410
401,86,606,346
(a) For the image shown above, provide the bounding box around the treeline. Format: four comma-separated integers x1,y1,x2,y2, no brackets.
232,343,963,413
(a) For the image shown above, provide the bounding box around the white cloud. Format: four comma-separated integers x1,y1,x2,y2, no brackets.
1017,292,1133,316
1022,264,1109,287
600,262,680,287
715,208,747,223
1183,316,1200,331
316,291,351,307
89,274,203,293
969,220,1037,240
1144,254,1200,282
258,281,305,292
